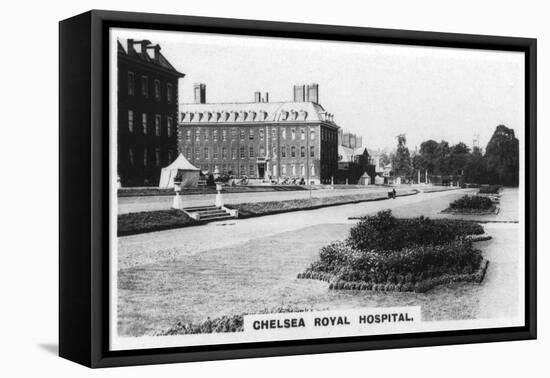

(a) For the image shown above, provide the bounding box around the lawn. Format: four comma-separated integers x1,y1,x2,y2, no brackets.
118,222,493,337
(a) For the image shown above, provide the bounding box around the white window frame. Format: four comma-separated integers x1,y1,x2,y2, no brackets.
127,71,135,95
154,79,161,101
142,113,147,134
128,110,134,133
155,114,161,136
167,117,173,137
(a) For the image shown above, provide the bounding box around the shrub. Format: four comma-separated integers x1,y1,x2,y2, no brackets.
312,241,356,273
449,195,493,211
305,210,487,293
347,210,484,251
478,185,502,194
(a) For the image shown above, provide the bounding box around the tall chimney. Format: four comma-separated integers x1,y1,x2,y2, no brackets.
153,44,160,62
254,91,261,103
146,44,161,62
264,92,269,103
127,39,134,53
293,84,305,102
140,40,149,54
306,83,319,103
194,83,206,104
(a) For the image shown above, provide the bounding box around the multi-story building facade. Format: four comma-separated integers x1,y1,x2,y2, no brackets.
117,39,185,187
177,84,339,184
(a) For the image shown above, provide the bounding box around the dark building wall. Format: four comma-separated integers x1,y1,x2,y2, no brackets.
320,125,338,183
117,51,182,187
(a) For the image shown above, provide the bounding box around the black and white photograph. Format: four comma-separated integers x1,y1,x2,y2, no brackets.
109,26,527,351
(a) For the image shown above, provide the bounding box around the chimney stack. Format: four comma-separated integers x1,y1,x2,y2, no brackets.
141,41,149,54
293,84,306,102
264,92,269,103
193,83,206,104
127,39,152,54
306,83,319,103
254,91,261,103
153,44,161,62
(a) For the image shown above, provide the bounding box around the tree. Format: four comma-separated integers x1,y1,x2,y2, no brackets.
463,146,486,184
417,140,439,173
449,142,471,176
391,134,412,178
484,125,519,186
378,152,391,166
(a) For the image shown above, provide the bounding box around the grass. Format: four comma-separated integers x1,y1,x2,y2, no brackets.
118,185,308,197
117,222,495,337
117,209,198,236
227,190,417,218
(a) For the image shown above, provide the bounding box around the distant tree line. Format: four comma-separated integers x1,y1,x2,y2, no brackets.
389,125,519,187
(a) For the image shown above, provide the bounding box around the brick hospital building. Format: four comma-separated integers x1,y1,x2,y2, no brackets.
177,84,339,184
117,39,185,187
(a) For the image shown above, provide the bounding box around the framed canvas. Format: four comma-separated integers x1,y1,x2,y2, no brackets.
59,10,537,368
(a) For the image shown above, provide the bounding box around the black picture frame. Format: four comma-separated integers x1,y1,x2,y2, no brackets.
59,9,537,368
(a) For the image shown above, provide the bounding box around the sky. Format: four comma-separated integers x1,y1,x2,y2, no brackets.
113,28,525,152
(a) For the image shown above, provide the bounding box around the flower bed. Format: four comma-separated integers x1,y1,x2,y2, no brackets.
118,209,198,236
298,210,489,293
443,195,498,214
156,306,316,335
478,185,502,194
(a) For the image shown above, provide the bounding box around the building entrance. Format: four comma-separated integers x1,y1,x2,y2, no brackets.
257,163,265,179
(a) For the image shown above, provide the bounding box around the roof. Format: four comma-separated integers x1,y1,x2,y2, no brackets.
118,39,184,77
163,153,200,171
178,101,338,126
338,145,367,162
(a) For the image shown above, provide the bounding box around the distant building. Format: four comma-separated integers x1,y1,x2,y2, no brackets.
117,39,185,187
177,84,339,184
336,129,374,184
338,129,363,149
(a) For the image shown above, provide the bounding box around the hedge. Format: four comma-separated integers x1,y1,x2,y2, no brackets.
478,185,502,194
157,306,317,335
449,195,493,211
118,209,197,236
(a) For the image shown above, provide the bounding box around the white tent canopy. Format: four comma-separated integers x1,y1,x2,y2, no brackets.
159,153,200,189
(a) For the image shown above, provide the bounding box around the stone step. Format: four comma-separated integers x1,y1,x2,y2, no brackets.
182,205,217,212
195,210,228,216
199,214,233,221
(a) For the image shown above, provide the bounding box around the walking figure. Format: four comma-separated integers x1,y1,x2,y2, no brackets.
392,188,396,199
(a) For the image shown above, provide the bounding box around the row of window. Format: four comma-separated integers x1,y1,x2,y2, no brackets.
127,110,174,137
321,128,337,143
127,71,174,103
185,145,316,160
184,127,317,142
196,163,316,177
127,148,175,167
